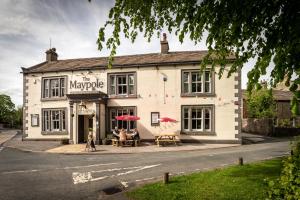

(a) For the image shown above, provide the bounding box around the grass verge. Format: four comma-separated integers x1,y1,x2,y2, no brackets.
127,158,283,200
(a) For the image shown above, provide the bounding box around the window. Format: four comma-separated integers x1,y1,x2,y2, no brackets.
42,77,66,99
42,109,66,132
108,73,136,96
182,105,213,133
182,70,213,95
109,107,136,131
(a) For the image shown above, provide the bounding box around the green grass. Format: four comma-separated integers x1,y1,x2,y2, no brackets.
127,158,283,200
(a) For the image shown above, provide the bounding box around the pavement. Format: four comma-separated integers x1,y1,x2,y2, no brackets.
3,130,240,154
0,129,18,146
3,132,62,152
2,130,289,155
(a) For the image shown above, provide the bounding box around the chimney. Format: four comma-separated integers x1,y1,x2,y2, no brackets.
46,48,58,62
160,33,169,54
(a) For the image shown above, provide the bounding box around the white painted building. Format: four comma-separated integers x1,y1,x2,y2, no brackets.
22,36,241,144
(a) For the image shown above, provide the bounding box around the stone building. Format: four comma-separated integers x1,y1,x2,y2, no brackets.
22,36,241,144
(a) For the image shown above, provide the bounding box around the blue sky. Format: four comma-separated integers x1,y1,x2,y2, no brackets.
0,0,259,106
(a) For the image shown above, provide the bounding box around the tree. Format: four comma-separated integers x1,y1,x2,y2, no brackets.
13,106,23,128
246,87,276,118
0,94,15,124
96,0,300,111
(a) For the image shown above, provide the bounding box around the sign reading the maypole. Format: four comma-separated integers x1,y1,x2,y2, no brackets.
70,77,104,91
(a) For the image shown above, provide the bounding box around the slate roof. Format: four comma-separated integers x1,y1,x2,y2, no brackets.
242,89,294,101
22,50,235,74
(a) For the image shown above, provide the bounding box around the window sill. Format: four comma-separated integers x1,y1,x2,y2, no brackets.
181,93,216,97
108,95,138,99
41,131,69,135
180,131,216,136
41,97,68,102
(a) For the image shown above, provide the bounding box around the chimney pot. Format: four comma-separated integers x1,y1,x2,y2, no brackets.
46,48,58,62
160,33,169,54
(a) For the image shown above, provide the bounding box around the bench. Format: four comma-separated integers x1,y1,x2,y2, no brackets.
111,139,139,147
155,134,180,147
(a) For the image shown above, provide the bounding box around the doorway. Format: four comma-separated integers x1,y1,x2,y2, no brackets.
78,115,93,143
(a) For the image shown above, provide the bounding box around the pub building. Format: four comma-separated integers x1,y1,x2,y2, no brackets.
22,34,241,144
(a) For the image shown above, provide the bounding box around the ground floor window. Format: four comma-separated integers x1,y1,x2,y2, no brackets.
109,107,136,131
42,108,66,132
182,105,213,133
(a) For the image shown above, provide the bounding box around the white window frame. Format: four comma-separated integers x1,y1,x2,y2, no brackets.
191,72,202,93
108,73,136,96
182,105,214,133
42,109,66,132
42,77,66,99
181,70,213,95
109,107,136,131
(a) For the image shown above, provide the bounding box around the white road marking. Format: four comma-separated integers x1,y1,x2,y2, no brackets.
72,164,161,185
59,163,117,170
72,172,93,184
0,147,4,152
135,177,155,182
2,163,118,175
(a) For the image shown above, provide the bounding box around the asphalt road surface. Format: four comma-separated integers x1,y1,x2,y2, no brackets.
0,141,290,200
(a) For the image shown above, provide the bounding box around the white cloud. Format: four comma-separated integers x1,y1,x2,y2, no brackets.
0,0,255,106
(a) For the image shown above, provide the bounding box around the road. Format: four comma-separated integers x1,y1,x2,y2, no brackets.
0,141,290,200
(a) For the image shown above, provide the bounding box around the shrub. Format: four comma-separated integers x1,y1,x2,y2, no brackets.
246,88,276,119
277,119,292,128
267,136,300,200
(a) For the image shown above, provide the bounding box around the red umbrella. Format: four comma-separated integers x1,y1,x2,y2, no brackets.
158,117,177,122
115,115,140,121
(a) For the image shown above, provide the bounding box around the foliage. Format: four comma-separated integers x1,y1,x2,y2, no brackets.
291,96,299,117
267,137,300,200
96,0,300,94
13,106,23,128
277,119,292,128
246,87,276,118
127,158,282,200
0,94,22,128
0,94,15,124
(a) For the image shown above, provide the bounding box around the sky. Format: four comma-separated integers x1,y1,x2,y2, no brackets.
0,0,258,106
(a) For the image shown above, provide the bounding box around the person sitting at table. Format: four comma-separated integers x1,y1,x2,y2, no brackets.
131,128,140,140
119,128,127,145
112,126,120,140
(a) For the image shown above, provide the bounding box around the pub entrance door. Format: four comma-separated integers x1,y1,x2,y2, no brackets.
77,115,93,143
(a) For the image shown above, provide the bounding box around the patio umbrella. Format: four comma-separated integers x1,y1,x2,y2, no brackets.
158,117,177,122
115,115,140,121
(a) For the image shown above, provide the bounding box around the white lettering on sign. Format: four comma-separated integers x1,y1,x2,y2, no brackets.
70,77,104,91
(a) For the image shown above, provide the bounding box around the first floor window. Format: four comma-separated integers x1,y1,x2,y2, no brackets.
182,70,213,95
182,106,213,133
109,107,136,131
109,73,136,96
42,109,66,132
42,77,66,99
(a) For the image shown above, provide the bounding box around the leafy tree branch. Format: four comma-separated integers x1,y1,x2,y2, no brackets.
95,0,299,112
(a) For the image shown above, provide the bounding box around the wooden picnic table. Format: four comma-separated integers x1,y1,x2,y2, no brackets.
155,133,180,147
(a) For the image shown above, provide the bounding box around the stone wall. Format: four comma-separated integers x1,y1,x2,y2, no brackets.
242,118,274,136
